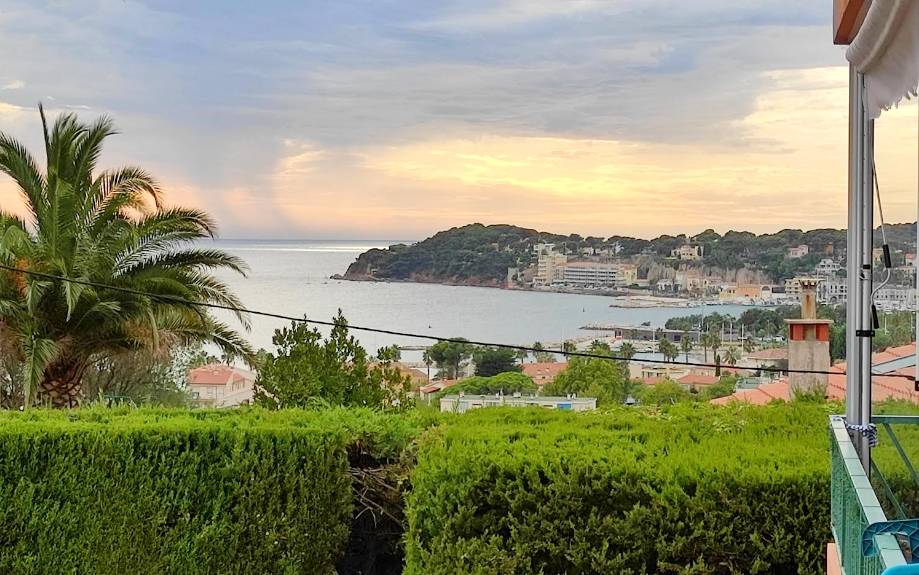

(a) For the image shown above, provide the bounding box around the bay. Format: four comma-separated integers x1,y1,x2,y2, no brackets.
209,239,754,360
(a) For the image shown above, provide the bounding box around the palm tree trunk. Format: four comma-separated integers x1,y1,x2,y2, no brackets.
38,360,85,408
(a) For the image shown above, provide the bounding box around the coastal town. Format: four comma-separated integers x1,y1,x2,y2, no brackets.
521,237,917,310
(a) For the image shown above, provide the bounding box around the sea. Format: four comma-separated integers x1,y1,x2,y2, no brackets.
209,239,753,362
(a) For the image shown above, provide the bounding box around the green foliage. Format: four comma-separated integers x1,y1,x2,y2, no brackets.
79,347,198,407
0,107,251,408
436,372,536,399
345,223,561,284
405,403,834,575
543,356,634,405
254,311,412,411
531,341,556,363
700,375,738,401
618,341,637,360
376,344,402,362
346,223,917,288
0,407,426,574
639,380,691,405
472,346,521,377
427,339,474,379
658,338,678,362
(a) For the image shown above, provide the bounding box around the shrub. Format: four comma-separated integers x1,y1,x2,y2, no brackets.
435,372,536,399
254,312,413,411
0,407,422,575
405,403,834,575
543,356,635,405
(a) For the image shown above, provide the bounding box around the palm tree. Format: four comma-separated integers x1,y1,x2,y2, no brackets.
657,338,670,359
724,346,740,367
700,332,711,362
515,347,529,364
743,335,756,353
0,106,252,407
618,342,636,361
680,334,692,362
562,340,577,354
659,339,678,363
709,333,722,361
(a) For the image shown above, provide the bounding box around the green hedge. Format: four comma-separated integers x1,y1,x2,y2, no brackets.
405,403,834,575
0,407,424,575
1,403,914,574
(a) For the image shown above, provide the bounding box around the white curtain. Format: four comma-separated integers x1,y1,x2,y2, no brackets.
846,0,919,119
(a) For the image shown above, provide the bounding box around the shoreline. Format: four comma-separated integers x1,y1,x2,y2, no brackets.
333,274,642,298
332,274,778,308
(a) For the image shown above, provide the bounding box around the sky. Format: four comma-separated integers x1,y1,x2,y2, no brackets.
0,0,916,240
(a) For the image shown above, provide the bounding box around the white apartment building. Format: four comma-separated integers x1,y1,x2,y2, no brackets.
440,394,597,413
815,258,841,277
534,251,568,286
875,286,917,311
784,277,804,298
534,248,627,288
818,277,848,304
560,260,623,287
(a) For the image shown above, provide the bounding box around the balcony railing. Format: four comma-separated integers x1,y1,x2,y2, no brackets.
830,415,919,574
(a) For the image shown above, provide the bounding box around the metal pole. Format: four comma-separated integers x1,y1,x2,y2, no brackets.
846,65,863,427
860,101,875,472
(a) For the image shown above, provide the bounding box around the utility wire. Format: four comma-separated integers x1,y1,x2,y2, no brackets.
0,262,913,381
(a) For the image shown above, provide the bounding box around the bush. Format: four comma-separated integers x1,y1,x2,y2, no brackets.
405,403,834,575
435,372,536,399
0,407,423,575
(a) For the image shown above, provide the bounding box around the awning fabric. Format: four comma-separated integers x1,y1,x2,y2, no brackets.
846,0,919,118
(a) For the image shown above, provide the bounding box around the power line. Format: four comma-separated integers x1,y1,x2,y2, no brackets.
0,262,913,381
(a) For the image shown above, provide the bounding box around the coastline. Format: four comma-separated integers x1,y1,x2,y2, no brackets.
332,273,714,303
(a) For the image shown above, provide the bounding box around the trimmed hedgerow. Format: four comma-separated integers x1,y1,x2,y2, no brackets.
405,403,836,575
0,407,425,575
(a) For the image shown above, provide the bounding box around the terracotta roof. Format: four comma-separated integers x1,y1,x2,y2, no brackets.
520,362,568,385
744,348,788,361
677,374,720,386
419,379,458,394
713,343,919,405
188,364,255,386
388,362,429,383
711,380,791,405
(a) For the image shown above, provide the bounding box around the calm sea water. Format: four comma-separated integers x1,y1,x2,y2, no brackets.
209,239,751,360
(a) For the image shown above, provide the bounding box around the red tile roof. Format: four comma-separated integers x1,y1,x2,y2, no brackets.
713,344,919,406
188,364,255,386
419,379,458,395
677,374,720,386
745,348,788,361
520,362,568,386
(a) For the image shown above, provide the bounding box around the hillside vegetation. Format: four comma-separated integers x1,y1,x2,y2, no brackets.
342,222,917,286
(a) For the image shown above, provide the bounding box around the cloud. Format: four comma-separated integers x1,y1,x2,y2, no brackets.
0,0,891,239
1,80,24,90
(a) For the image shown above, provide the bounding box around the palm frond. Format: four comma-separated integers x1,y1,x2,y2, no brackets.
21,334,60,409
0,134,45,222
119,248,248,277
74,115,117,186
91,166,162,223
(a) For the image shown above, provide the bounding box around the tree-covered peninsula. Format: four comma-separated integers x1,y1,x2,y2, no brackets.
342,222,917,287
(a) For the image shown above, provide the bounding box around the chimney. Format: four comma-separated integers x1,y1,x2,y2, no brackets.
785,278,833,398
800,278,818,319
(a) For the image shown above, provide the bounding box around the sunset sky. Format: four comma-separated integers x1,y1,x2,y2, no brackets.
0,0,916,240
